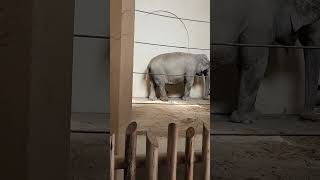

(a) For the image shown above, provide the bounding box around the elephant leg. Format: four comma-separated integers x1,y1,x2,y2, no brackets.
231,47,269,124
300,48,320,121
182,77,194,100
148,79,157,101
158,83,168,101
203,73,210,100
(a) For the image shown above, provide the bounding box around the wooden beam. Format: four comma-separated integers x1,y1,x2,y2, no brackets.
110,0,135,154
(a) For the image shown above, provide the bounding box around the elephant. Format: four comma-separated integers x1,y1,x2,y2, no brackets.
212,0,320,123
146,52,210,101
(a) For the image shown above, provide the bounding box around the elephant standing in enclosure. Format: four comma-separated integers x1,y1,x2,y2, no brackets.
147,52,210,101
212,0,320,123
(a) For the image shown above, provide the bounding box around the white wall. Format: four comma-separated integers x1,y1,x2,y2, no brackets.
133,0,210,98
72,0,110,113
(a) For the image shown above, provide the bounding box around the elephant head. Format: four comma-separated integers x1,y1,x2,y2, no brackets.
195,54,211,99
291,0,320,31
195,54,210,75
275,0,320,45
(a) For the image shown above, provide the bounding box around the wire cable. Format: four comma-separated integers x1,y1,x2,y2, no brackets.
135,41,210,51
73,35,320,50
74,34,110,39
211,42,320,49
140,9,191,52
133,72,209,77
136,9,210,23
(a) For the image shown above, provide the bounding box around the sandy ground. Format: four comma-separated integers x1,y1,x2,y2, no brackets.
70,134,320,180
70,101,320,180
133,104,209,136
212,136,320,180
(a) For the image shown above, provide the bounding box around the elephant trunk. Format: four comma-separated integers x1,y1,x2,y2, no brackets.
203,70,210,99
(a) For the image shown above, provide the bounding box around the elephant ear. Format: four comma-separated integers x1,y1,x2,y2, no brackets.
290,0,320,32
199,54,210,70
290,13,312,32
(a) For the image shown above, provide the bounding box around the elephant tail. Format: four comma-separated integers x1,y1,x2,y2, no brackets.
146,64,150,80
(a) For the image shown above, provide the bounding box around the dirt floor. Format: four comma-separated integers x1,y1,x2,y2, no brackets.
133,103,209,136
212,136,320,180
70,100,320,180
70,134,320,180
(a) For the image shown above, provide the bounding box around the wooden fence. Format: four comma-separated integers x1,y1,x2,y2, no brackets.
109,122,210,180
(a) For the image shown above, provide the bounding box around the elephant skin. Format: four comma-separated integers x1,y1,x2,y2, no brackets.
212,0,320,123
146,52,210,101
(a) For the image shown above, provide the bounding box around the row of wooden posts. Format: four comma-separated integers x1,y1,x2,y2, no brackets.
109,122,210,180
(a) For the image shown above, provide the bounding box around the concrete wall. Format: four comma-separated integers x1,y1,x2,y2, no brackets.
1,0,74,179
72,0,110,113
133,0,210,98
212,47,305,114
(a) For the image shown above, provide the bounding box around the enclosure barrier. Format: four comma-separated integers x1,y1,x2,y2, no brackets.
109,122,210,180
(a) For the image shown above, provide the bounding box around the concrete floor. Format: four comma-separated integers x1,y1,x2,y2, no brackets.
70,101,320,180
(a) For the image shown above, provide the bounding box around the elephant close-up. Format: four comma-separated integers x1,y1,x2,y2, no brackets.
146,52,210,101
212,0,320,124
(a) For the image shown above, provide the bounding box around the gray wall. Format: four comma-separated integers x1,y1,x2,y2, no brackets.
72,0,110,113
212,47,305,114
2,0,74,179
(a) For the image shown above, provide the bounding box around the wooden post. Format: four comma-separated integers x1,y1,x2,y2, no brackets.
202,124,210,180
110,0,135,154
146,132,159,180
115,152,203,169
167,123,178,180
110,0,135,178
185,127,195,180
110,133,115,180
124,122,137,180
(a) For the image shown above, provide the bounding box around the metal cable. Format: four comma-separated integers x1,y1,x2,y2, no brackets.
73,34,320,50
211,42,320,49
135,9,210,23
74,35,209,51
133,71,209,77
147,10,191,52
70,129,320,137
74,34,110,39
135,41,210,51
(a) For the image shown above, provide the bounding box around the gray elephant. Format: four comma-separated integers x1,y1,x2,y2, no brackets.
212,0,320,123
146,52,210,101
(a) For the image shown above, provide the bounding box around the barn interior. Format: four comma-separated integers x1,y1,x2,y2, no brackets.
70,0,320,179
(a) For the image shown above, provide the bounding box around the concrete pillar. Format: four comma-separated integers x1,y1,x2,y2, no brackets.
1,0,74,179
